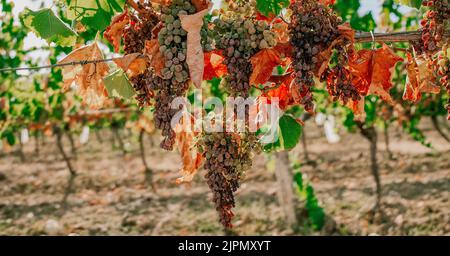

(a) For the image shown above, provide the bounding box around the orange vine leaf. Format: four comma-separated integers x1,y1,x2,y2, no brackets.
104,9,130,53
368,44,403,104
250,48,283,86
58,43,110,109
203,50,227,80
403,53,441,102
191,0,212,11
175,113,204,184
114,53,148,76
145,39,166,76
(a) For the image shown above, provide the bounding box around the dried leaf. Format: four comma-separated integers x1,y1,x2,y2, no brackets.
348,49,373,95
262,75,294,110
368,44,403,104
273,42,294,58
403,53,441,102
114,53,148,76
174,113,204,184
191,0,212,11
58,43,109,109
250,48,283,86
203,50,227,80
104,9,129,53
145,39,166,76
348,44,402,104
180,7,211,88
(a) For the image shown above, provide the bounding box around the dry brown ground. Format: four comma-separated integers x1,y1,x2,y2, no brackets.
0,120,448,236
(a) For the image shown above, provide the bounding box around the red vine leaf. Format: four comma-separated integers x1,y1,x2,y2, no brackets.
191,0,212,11
144,39,165,76
262,75,294,110
114,53,148,76
348,48,373,95
348,44,403,104
250,48,283,86
175,113,204,184
368,44,403,104
403,53,441,102
180,7,211,88
273,42,294,58
58,43,110,109
104,9,130,53
203,50,227,80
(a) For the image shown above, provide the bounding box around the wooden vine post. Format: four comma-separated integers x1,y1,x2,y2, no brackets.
275,151,298,228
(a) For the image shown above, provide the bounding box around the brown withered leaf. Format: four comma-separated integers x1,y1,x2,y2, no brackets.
191,0,211,11
348,48,373,95
368,44,403,104
250,48,283,86
58,43,109,109
273,42,294,58
403,53,441,102
348,44,403,104
174,113,204,184
104,9,129,53
114,53,148,76
145,39,165,76
179,7,211,88
203,50,227,80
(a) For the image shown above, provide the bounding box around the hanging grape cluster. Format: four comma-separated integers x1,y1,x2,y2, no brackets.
290,0,340,111
324,46,361,105
122,2,160,107
123,2,160,55
418,0,450,54
200,131,259,228
437,50,450,118
152,0,197,150
130,72,154,107
212,1,277,97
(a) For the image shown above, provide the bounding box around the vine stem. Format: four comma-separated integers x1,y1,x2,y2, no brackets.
0,30,449,73
355,30,450,43
0,58,121,72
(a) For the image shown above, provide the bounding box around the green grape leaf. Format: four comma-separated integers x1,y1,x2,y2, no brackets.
394,0,423,9
20,8,77,47
65,0,126,31
104,70,135,99
256,0,290,18
263,114,302,151
3,131,16,146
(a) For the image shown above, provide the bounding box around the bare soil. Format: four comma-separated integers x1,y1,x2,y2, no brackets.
0,120,449,236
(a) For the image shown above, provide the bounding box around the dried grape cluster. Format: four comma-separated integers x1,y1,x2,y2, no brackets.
201,132,257,228
213,4,277,97
153,0,196,150
324,45,361,104
289,0,343,111
437,52,450,118
123,2,160,54
130,72,154,107
418,0,450,54
325,63,361,104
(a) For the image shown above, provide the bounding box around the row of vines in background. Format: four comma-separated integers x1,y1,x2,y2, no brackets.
0,0,449,230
